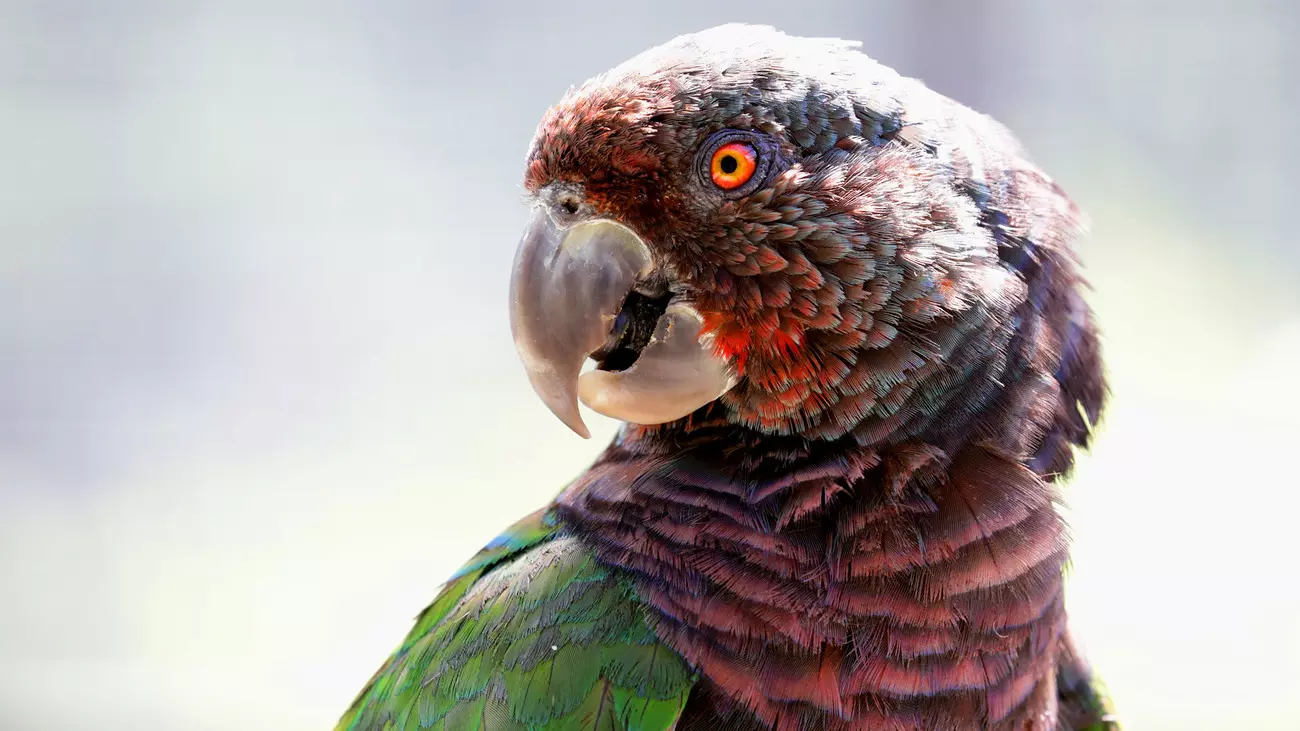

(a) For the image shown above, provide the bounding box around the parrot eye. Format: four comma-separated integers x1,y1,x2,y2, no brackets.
710,142,757,190
695,130,776,198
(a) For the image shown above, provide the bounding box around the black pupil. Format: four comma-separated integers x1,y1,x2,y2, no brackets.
719,154,738,175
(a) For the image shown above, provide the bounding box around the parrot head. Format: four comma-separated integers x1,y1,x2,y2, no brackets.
510,25,1099,453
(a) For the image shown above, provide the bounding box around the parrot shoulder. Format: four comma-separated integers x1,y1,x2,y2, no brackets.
337,507,697,731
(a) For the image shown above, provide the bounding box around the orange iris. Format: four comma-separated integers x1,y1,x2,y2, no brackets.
710,142,757,190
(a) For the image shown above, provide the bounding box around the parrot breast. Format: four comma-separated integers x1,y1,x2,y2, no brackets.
557,426,1070,731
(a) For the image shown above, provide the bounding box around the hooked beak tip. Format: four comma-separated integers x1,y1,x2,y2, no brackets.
519,357,593,439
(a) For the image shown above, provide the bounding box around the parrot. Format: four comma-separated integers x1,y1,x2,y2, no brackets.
336,24,1120,731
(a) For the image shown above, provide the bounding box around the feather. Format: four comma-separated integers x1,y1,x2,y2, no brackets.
335,512,695,731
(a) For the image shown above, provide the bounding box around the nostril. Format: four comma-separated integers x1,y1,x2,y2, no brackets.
558,194,581,216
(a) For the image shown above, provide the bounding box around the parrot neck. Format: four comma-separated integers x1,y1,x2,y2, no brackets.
555,422,1071,729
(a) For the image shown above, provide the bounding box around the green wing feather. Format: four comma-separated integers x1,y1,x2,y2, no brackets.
1068,676,1121,731
1057,631,1122,730
336,508,697,731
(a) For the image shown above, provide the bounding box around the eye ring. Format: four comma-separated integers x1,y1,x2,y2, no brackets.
695,129,778,198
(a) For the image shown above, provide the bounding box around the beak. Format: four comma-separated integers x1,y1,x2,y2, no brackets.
508,205,737,437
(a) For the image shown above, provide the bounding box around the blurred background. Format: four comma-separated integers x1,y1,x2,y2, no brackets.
2,1,1297,729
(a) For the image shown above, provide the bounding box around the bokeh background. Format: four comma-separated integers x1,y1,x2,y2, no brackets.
2,1,1298,729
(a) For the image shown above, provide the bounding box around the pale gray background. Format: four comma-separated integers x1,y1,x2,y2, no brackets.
2,1,1298,729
